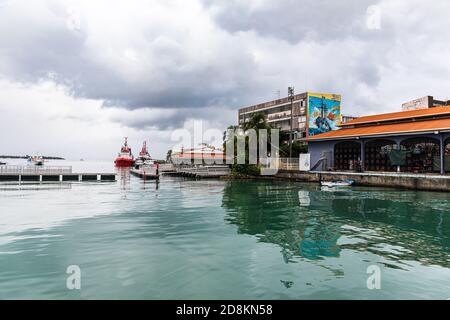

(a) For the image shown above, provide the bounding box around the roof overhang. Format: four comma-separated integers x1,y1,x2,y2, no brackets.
306,128,450,142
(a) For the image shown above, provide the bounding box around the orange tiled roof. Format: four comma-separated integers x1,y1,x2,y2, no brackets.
341,106,450,127
308,117,450,141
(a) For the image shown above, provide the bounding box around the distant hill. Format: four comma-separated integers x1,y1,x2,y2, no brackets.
0,155,65,160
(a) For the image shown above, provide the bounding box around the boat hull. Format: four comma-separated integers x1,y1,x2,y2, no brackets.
321,180,354,187
114,158,135,167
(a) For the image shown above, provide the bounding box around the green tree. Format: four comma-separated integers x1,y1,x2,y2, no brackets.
279,140,308,158
223,113,275,176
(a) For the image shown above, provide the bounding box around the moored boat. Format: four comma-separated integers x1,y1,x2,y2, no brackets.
114,137,135,167
321,180,354,187
131,141,159,179
134,141,153,168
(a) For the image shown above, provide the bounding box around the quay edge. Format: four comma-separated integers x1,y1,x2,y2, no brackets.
272,170,450,192
0,173,117,183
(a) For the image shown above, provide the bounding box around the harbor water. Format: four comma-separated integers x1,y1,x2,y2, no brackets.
0,160,449,299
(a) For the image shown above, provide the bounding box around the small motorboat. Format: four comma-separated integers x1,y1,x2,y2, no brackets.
0,161,6,165
321,180,354,187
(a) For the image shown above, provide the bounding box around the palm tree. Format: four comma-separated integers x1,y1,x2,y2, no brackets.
223,113,276,170
243,113,272,132
166,149,172,163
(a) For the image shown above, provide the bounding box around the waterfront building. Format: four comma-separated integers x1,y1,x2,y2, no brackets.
307,104,450,174
238,92,357,139
401,95,450,111
170,143,227,165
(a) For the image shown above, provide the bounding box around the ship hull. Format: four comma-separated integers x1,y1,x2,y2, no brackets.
114,158,135,167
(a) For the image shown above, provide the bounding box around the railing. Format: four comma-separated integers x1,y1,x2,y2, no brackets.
279,158,299,171
0,165,72,174
158,163,175,172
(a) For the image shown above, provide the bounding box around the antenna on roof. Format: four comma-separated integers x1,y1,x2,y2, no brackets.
304,73,309,92
275,90,280,99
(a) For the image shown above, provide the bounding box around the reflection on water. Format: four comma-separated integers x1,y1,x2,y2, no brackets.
0,170,449,299
222,181,450,270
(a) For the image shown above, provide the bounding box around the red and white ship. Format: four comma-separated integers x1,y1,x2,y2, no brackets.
114,137,135,167
131,141,159,179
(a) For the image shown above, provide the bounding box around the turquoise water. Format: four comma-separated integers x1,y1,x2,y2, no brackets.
0,163,449,299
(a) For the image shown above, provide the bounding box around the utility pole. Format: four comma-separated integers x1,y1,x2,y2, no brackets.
288,86,294,159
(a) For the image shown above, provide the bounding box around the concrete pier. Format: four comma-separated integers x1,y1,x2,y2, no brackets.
130,168,159,180
165,166,231,178
274,170,450,192
0,165,116,183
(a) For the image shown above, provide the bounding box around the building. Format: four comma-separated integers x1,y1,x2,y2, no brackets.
307,105,450,175
238,92,357,139
402,95,450,111
170,143,227,165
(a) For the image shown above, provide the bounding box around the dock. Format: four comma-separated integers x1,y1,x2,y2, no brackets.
273,170,450,192
164,165,231,178
130,168,159,180
0,165,116,183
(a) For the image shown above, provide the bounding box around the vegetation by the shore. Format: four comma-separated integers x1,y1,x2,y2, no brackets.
223,113,307,176
223,113,265,176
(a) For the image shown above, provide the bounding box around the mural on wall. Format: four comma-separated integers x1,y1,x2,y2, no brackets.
307,93,342,137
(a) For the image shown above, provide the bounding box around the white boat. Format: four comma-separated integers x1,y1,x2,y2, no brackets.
131,141,159,179
321,180,354,187
134,141,154,168
170,143,228,165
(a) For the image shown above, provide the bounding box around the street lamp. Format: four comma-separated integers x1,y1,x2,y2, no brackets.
288,86,294,159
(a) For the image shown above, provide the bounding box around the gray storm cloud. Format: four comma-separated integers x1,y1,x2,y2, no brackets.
1,0,450,131
203,0,380,43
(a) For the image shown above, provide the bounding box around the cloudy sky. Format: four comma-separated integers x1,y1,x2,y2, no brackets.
1,0,450,160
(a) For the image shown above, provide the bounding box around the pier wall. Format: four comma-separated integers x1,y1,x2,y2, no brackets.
274,170,450,192
0,173,116,183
